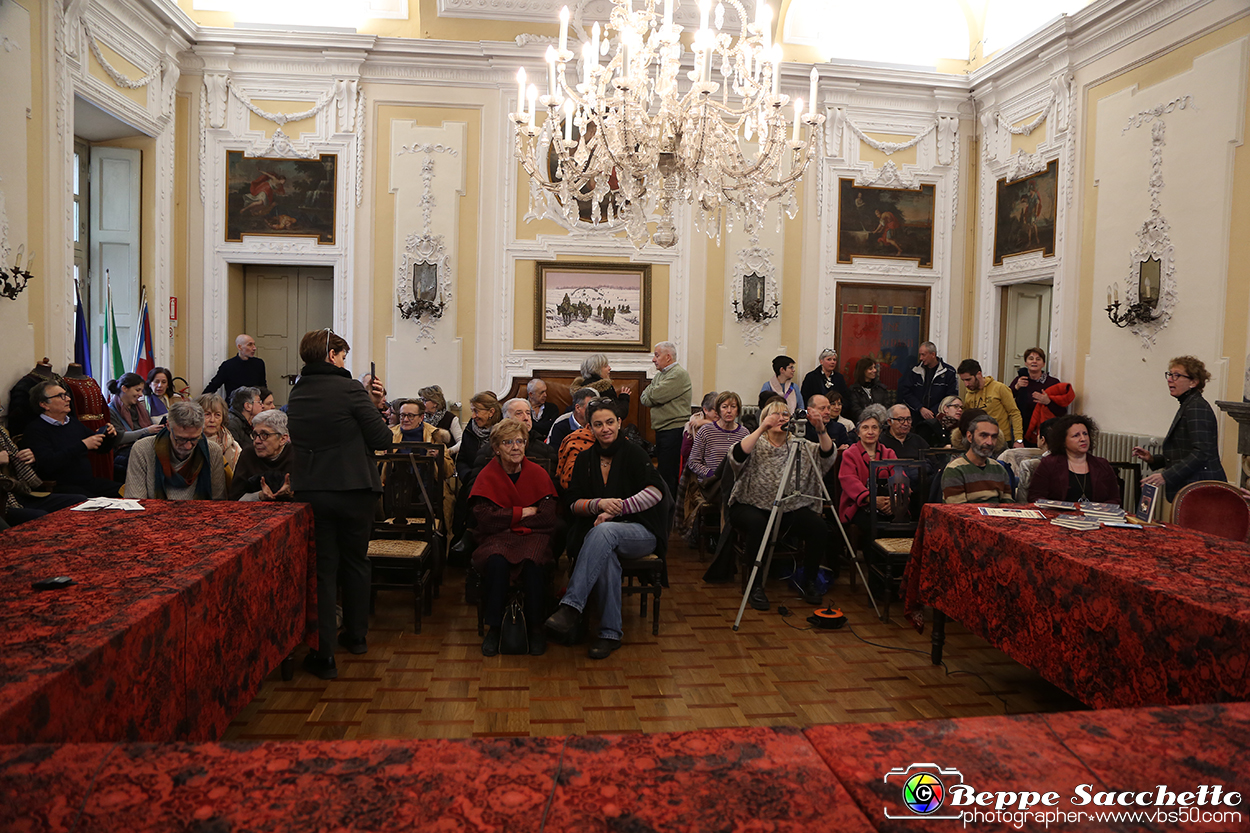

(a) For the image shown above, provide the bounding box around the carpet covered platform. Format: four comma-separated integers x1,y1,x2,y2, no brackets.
4,702,1246,832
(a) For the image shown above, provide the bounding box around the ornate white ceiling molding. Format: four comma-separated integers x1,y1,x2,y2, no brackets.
437,0,738,28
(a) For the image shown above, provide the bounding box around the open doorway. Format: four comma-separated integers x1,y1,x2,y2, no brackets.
998,281,1053,380
243,265,334,407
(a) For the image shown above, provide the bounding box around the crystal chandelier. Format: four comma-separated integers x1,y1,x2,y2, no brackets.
513,0,824,248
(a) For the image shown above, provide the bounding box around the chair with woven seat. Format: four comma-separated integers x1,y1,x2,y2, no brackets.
865,458,928,622
369,449,446,632
1172,480,1250,543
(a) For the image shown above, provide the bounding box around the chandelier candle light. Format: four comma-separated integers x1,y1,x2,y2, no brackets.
513,0,824,248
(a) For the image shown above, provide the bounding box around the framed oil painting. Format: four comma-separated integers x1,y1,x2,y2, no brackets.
534,261,651,352
993,159,1058,265
837,179,936,268
834,284,929,393
226,152,337,245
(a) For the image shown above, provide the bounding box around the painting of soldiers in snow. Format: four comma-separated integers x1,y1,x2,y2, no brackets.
534,262,652,352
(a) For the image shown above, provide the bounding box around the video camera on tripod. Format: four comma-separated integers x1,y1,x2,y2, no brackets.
784,408,808,436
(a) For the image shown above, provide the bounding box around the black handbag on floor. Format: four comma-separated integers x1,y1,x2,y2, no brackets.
499,593,529,655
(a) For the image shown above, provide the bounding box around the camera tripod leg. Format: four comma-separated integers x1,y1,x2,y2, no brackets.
733,443,799,631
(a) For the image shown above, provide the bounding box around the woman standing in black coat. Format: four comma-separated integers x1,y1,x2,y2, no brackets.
845,356,890,425
288,329,392,679
1132,355,1226,501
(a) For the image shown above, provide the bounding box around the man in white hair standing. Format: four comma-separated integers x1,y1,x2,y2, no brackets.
640,340,691,501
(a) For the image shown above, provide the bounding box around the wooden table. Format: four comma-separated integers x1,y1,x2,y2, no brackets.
0,501,315,743
904,503,1250,709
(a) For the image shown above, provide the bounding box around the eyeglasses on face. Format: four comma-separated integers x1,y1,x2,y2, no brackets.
45,392,71,401
398,412,422,421
171,433,203,447
1163,371,1192,381
253,430,281,440
498,438,526,447
890,416,912,423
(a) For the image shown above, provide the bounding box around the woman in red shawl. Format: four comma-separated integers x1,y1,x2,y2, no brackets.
470,419,560,657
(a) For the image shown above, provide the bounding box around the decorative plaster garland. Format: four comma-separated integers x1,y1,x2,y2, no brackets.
227,79,334,125
842,114,936,155
995,93,1055,136
1122,94,1193,133
82,21,162,89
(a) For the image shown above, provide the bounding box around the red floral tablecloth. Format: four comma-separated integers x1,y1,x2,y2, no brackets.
0,501,315,743
903,503,1250,708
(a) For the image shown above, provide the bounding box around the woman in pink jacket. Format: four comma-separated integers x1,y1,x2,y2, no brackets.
838,403,897,535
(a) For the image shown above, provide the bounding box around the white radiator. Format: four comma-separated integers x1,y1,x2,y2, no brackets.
1100,431,1162,464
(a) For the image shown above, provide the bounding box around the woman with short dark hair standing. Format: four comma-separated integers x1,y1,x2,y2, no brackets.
287,329,392,679
1132,355,1226,501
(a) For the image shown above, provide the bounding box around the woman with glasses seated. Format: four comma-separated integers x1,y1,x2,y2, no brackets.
708,397,837,609
544,398,669,660
471,419,560,657
1132,356,1226,501
457,392,502,481
122,401,226,501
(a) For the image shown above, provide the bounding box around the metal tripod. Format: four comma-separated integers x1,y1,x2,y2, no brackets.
731,438,879,630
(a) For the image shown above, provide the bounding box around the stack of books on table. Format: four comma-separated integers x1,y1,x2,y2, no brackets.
1051,513,1102,531
1034,499,1078,511
1079,502,1128,524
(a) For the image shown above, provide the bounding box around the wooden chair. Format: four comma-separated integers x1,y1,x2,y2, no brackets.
390,441,450,592
369,448,446,632
1172,480,1250,543
621,554,664,636
865,458,928,622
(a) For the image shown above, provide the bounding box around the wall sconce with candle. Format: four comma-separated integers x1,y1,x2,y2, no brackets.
1106,257,1162,329
2,245,34,301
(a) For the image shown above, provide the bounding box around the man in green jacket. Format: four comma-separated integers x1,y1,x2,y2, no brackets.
640,341,692,500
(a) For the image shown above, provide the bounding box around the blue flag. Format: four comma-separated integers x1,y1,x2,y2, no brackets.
74,283,93,378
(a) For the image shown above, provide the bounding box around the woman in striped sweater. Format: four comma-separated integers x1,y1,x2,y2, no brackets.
686,391,748,484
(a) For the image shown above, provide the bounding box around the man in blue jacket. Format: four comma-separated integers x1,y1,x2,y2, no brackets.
897,342,957,444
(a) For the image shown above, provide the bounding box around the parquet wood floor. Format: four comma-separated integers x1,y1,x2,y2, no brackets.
223,539,1084,742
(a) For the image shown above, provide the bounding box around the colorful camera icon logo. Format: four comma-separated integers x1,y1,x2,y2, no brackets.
903,771,945,814
883,763,966,820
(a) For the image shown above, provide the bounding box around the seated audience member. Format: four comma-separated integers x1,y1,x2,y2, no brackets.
109,372,164,480
572,354,632,419
471,398,556,473
941,414,1012,504
471,420,560,657
845,357,890,425
680,392,719,471
838,404,897,535
932,396,964,447
0,417,87,524
227,386,264,447
528,378,558,442
800,348,850,407
124,401,226,500
759,355,803,413
711,398,836,608
457,392,502,481
144,366,183,418
958,359,1025,447
203,333,266,397
23,380,120,498
545,399,669,660
257,387,277,412
898,341,959,429
1012,417,1054,502
548,386,597,449
1028,414,1120,505
805,394,851,447
880,403,933,495
687,391,748,485
196,393,242,475
229,409,294,501
1010,347,1069,444
827,391,855,437
556,421,595,491
390,399,455,526
419,385,463,456
1132,354,1226,500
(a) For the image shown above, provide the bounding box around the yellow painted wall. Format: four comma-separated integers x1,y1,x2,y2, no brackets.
372,101,482,388
1075,18,1250,480
1009,112,1048,156
701,233,726,389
